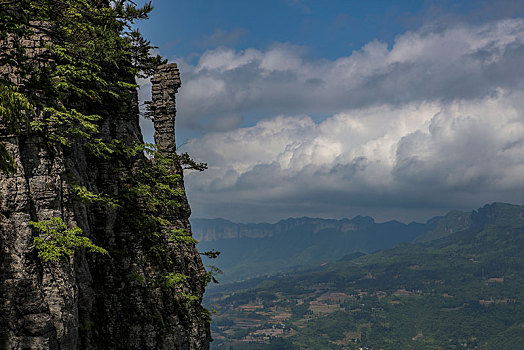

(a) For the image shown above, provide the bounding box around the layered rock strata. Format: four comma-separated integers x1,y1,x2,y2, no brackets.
151,63,181,157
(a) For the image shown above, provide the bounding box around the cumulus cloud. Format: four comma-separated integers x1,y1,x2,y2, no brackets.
185,91,524,222
156,17,524,222
175,18,524,131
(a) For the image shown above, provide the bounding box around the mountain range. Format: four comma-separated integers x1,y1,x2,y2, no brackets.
193,204,516,284
204,202,524,349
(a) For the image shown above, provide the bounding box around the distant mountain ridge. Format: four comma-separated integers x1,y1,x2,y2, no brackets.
194,215,430,284
194,203,524,285
192,215,414,242
415,202,524,242
192,202,524,243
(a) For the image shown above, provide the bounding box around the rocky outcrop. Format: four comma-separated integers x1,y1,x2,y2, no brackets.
151,63,181,157
0,30,210,349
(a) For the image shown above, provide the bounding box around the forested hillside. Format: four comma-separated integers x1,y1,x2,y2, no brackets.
206,203,524,349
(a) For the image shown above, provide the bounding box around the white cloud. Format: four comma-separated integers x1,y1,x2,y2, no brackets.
196,48,261,73
185,91,524,222
146,17,524,222
174,18,524,132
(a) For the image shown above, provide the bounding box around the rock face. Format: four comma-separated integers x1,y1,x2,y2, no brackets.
151,63,181,156
0,33,210,349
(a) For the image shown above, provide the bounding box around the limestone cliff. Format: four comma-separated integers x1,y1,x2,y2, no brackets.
0,29,211,349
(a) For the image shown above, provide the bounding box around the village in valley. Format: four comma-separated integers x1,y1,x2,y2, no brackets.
205,211,523,349
207,267,513,349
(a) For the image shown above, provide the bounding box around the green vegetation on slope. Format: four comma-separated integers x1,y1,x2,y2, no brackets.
206,203,524,349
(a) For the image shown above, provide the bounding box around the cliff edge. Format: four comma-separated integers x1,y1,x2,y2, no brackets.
0,15,211,350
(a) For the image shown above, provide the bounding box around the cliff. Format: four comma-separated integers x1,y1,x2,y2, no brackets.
193,216,400,242
0,21,211,350
195,216,427,284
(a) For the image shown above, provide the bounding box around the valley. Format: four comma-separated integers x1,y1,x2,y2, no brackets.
201,203,524,349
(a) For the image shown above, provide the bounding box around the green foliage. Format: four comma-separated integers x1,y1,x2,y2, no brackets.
128,28,166,78
162,272,189,289
83,139,147,160
0,0,164,170
119,145,199,270
180,293,200,305
30,107,101,146
201,308,212,324
201,249,221,259
71,184,119,209
0,82,32,132
126,272,146,286
0,82,33,173
0,142,15,174
84,137,116,159
176,152,208,171
162,272,200,306
125,146,183,216
112,140,148,158
30,217,108,262
200,265,223,286
167,228,198,245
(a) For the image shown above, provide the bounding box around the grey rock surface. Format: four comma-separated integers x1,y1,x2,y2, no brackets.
0,30,210,349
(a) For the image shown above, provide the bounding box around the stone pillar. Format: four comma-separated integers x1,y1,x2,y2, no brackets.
150,63,181,157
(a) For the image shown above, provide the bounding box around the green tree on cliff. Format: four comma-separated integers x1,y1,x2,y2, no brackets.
0,0,164,172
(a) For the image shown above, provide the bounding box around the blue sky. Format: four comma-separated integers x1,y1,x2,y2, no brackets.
139,0,428,61
139,0,524,62
136,0,524,223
